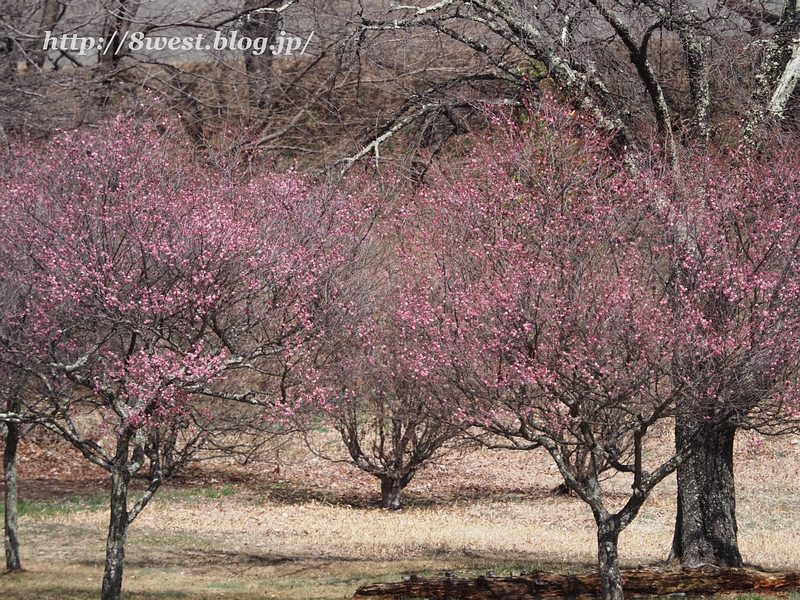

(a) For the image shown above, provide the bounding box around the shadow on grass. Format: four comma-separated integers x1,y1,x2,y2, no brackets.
3,464,563,514
128,551,300,568
245,478,560,510
0,587,257,600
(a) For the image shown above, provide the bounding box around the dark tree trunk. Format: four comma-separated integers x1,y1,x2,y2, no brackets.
3,416,21,571
98,0,139,65
32,0,66,67
243,0,278,110
671,420,742,567
597,518,624,600
678,28,710,146
97,428,160,600
379,476,403,510
101,456,131,600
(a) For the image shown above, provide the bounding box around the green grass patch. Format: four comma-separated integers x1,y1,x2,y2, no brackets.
205,580,246,590
0,493,108,518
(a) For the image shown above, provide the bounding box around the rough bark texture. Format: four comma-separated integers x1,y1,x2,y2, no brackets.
101,453,131,600
379,476,403,510
678,28,710,146
769,40,800,117
671,420,742,567
743,0,800,147
352,566,800,599
597,520,623,600
3,417,21,571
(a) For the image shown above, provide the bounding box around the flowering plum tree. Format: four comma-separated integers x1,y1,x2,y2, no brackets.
393,103,800,599
654,148,800,566
0,116,374,599
312,232,463,509
0,120,254,599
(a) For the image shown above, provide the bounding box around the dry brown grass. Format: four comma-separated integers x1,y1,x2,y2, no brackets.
2,430,800,599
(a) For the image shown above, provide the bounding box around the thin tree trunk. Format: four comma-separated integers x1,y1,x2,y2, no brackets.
597,518,624,600
99,0,139,64
587,0,677,165
4,416,21,571
379,476,403,510
243,0,278,111
101,443,131,600
679,29,710,147
671,420,742,567
97,428,160,600
33,0,65,67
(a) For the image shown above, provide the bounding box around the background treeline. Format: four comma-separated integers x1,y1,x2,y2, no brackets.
2,0,799,165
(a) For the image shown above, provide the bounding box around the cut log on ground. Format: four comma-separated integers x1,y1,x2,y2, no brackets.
352,566,800,599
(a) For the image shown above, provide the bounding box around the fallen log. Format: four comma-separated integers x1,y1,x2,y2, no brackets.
352,566,800,599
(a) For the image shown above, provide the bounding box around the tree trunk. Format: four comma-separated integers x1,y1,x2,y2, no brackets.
586,0,677,165
768,40,800,118
3,417,21,571
99,0,139,64
597,519,624,600
742,2,800,148
678,28,710,146
101,466,131,600
243,0,278,111
379,476,403,510
671,420,742,567
32,0,66,67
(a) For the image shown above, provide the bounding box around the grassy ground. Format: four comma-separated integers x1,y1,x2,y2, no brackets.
1,431,800,599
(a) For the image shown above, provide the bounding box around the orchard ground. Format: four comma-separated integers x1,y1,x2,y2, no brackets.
1,428,800,600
